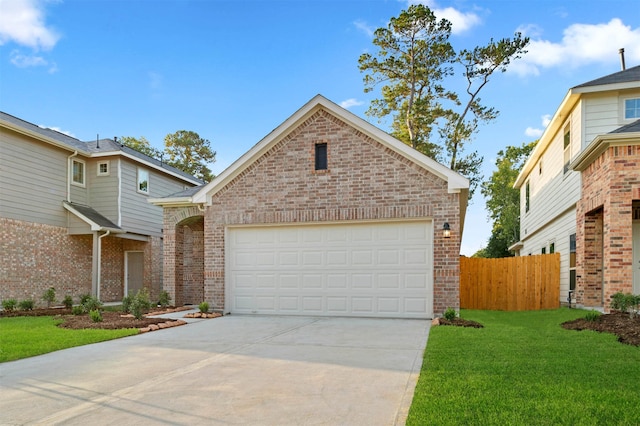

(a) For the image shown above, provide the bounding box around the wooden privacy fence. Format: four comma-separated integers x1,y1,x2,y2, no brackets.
460,253,560,311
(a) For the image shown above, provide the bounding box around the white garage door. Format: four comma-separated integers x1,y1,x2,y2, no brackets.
227,221,433,318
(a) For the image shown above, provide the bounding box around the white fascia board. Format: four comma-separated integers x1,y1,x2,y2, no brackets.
0,118,88,154
147,196,194,207
192,95,468,203
514,90,579,189
573,81,640,94
90,151,202,185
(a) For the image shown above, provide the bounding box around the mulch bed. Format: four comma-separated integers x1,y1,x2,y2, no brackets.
0,306,192,331
433,317,484,328
562,311,640,346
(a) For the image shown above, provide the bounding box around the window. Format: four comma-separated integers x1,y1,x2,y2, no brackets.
97,161,109,176
525,180,530,213
549,242,555,254
538,160,543,176
137,168,149,194
315,143,328,171
569,234,576,291
541,247,546,254
563,125,571,174
72,159,85,186
625,98,640,120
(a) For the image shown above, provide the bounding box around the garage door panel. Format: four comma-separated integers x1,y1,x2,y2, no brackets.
228,221,433,318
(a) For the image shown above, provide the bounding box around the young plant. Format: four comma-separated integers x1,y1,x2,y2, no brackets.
89,309,103,323
62,295,74,309
79,293,92,306
122,295,132,313
42,287,56,307
584,310,601,322
199,302,209,313
18,299,35,311
2,299,18,312
81,296,103,313
71,305,84,315
443,307,457,321
158,290,171,308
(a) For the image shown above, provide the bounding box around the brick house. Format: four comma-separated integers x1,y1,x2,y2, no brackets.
511,65,640,310
0,112,202,306
151,95,469,318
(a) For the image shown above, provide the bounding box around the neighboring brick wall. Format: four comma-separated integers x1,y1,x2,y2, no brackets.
0,217,161,306
576,144,640,310
163,109,462,316
0,218,92,306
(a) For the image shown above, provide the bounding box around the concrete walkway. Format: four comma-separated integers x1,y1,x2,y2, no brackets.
0,314,430,425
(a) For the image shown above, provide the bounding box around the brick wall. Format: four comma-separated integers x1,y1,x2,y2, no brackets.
163,109,462,316
0,217,161,306
576,144,640,309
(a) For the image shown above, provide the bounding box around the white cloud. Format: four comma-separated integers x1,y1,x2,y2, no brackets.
340,98,364,109
511,18,640,77
354,19,375,38
408,0,481,34
10,49,57,72
0,0,60,50
39,125,75,138
524,114,551,138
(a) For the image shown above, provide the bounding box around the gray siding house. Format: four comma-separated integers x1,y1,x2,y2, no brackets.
0,112,202,305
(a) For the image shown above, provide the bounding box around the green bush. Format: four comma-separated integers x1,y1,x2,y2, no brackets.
81,296,102,313
42,287,56,307
89,309,103,323
62,295,74,309
19,299,35,311
122,295,132,313
79,293,92,306
2,299,18,312
610,292,640,318
158,290,171,308
199,301,209,313
584,310,601,322
72,305,84,315
124,289,152,320
443,307,457,321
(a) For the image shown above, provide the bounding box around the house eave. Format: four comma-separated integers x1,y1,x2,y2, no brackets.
147,196,196,207
91,151,202,185
571,131,640,172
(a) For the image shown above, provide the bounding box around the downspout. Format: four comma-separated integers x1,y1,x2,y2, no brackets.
96,230,111,301
67,150,78,202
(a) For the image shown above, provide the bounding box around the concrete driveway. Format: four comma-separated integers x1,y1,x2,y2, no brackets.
0,314,430,425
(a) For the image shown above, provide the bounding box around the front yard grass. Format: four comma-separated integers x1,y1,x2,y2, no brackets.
0,316,138,363
408,308,640,425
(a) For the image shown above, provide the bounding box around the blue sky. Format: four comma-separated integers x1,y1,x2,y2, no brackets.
1,0,640,255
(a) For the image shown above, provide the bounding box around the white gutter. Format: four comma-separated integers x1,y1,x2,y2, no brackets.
96,231,111,301
67,150,78,202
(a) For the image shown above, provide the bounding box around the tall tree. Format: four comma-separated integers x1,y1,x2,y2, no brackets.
358,5,455,160
359,4,529,197
479,140,537,257
120,136,162,159
164,130,216,182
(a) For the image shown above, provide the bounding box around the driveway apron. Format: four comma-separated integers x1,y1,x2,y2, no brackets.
0,315,430,425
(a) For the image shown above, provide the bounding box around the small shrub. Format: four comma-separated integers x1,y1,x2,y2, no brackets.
584,310,601,322
2,299,18,312
129,298,145,319
610,292,640,318
89,309,103,323
134,288,152,311
158,290,171,308
122,295,132,313
199,302,209,313
79,293,92,306
19,299,35,311
81,296,102,313
62,295,74,309
443,307,457,321
42,287,56,307
72,305,84,315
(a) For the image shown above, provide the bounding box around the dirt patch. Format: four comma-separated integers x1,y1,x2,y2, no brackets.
433,317,484,328
0,307,189,331
562,311,640,346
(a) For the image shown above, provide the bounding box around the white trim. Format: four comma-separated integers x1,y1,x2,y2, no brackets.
622,96,640,121
97,160,110,176
71,158,86,187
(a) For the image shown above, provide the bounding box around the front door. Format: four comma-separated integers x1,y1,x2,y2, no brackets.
633,222,640,294
125,251,144,296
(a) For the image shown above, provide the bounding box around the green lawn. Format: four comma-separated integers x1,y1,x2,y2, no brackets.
0,316,138,363
407,308,640,425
